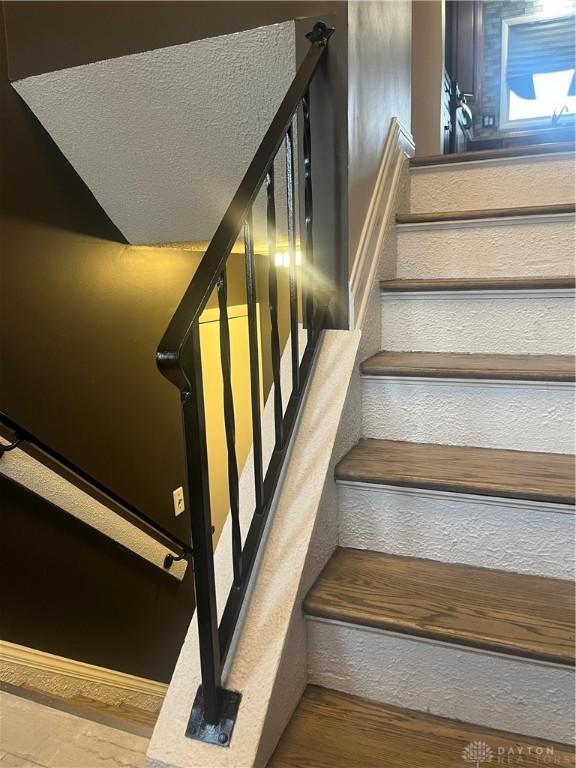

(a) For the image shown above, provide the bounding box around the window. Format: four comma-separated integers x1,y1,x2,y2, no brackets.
500,11,576,128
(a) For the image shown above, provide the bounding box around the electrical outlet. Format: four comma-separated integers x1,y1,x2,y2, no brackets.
173,487,185,517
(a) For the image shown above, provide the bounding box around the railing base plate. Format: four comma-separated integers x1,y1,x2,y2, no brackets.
185,685,242,747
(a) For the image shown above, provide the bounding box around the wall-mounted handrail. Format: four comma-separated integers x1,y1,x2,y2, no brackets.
0,411,190,562
155,21,335,747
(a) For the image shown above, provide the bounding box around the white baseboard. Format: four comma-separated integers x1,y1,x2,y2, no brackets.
349,117,414,329
0,640,166,714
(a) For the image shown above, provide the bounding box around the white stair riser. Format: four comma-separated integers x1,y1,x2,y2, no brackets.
397,215,576,280
361,379,574,454
337,482,575,579
410,154,575,213
307,619,575,744
381,293,575,354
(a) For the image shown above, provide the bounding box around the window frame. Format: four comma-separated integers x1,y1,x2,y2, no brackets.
499,10,576,130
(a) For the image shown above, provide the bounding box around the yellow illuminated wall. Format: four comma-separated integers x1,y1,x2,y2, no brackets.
199,304,263,542
2,214,296,548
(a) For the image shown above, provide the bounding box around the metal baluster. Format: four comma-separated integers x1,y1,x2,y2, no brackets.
243,213,265,514
181,323,221,728
155,21,334,748
302,88,315,342
216,270,241,585
285,124,300,393
266,165,283,450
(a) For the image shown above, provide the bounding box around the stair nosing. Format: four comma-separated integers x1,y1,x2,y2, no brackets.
396,203,576,225
360,352,576,382
334,472,576,506
409,143,575,168
305,607,574,667
379,276,576,293
335,439,576,507
304,548,575,667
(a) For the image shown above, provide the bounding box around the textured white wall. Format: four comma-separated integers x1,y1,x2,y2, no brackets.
409,153,576,213
307,619,575,744
380,291,576,354
396,214,576,279
338,482,575,579
147,328,361,768
362,378,575,453
146,129,412,768
13,23,295,244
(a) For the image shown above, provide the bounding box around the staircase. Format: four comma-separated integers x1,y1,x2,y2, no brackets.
270,146,575,765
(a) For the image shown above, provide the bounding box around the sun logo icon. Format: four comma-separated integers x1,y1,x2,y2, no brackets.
462,741,494,766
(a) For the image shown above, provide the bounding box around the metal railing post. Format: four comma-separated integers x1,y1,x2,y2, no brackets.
156,20,335,749
181,324,241,745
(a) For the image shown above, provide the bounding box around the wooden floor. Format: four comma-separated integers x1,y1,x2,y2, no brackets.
360,351,576,381
409,142,575,167
304,548,575,665
396,202,576,224
380,275,576,292
336,439,576,505
268,686,576,767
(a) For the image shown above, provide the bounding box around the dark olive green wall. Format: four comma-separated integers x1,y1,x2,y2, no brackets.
1,1,328,543
0,475,194,682
0,2,197,681
0,0,191,540
0,0,348,679
3,1,344,80
1,219,259,542
0,0,350,533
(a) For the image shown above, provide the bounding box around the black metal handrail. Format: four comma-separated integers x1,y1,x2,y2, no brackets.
156,21,334,747
0,411,190,563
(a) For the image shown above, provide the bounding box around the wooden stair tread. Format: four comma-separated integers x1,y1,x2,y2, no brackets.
396,202,575,224
304,549,575,665
410,142,575,167
269,686,576,767
380,275,576,292
335,439,575,505
361,351,576,381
